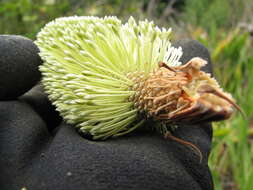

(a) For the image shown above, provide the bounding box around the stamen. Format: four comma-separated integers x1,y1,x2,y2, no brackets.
148,78,180,84
165,103,190,119
158,61,177,72
176,57,207,71
166,76,188,81
164,131,203,163
148,85,173,88
148,78,169,83
153,90,181,104
153,101,175,114
198,85,246,118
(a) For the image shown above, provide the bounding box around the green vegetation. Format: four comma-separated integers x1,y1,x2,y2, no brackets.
205,31,253,190
1,0,252,189
183,1,253,189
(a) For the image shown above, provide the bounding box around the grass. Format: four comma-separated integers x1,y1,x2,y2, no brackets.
181,1,253,188
196,29,253,190
211,118,253,190
212,33,253,190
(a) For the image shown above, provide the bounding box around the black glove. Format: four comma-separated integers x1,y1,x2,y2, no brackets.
0,35,213,190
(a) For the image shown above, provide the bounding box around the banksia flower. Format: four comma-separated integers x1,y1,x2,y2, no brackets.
36,16,240,141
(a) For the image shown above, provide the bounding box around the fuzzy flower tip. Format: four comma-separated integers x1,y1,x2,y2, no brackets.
36,16,238,140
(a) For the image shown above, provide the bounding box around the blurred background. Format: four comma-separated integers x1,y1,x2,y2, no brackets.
0,0,252,189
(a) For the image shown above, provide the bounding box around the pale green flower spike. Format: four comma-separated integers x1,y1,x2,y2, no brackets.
36,16,238,140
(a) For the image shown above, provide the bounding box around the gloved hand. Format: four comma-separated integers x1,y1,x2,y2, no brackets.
0,35,213,190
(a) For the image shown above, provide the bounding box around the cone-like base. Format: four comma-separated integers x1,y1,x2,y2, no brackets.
129,58,237,125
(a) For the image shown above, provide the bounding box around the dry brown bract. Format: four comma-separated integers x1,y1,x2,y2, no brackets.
132,57,241,124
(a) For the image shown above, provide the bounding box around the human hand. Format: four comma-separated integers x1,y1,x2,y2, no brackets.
0,35,213,190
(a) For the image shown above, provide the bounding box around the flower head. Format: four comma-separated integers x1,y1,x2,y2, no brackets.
36,16,238,140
